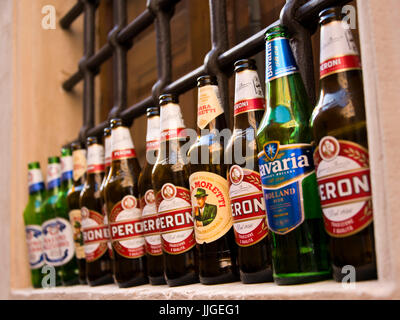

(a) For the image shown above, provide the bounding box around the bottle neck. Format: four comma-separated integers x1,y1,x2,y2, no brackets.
28,168,45,195
234,69,265,130
73,149,87,186
146,115,160,162
319,19,361,82
87,143,105,175
61,154,73,190
197,84,226,134
104,136,111,169
46,163,61,193
111,126,137,161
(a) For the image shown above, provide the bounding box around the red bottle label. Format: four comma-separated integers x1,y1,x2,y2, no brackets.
109,195,145,259
111,148,137,161
140,190,162,256
156,184,196,255
228,166,268,246
234,98,265,116
314,137,373,237
160,128,186,142
81,208,109,262
320,55,361,79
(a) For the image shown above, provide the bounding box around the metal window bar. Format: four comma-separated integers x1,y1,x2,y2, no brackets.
61,0,352,146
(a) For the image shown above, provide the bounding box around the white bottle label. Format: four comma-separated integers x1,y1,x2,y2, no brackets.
25,225,45,269
234,69,265,116
104,136,112,167
87,144,105,174
197,85,224,129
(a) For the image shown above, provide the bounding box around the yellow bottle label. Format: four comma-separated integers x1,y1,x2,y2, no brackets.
197,85,224,129
69,209,85,259
189,171,233,244
72,149,87,182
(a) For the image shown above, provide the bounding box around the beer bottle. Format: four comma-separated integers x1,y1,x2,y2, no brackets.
226,59,273,283
80,136,114,286
152,94,199,287
188,75,239,284
311,7,377,281
256,25,331,285
41,156,63,286
104,118,147,288
99,128,114,265
54,147,79,286
138,107,166,285
67,142,87,284
23,162,46,288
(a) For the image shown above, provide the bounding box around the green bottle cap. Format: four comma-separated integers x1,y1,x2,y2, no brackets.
48,156,60,164
28,162,41,170
61,147,72,157
265,25,289,41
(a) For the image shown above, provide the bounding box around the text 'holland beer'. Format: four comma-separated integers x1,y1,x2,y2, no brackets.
152,94,199,286
138,106,166,285
226,59,273,284
104,118,147,288
311,7,377,282
58,147,80,286
188,75,239,285
67,142,87,284
79,136,113,286
24,162,46,288
256,25,331,285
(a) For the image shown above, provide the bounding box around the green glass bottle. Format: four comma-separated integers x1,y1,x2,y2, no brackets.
256,25,331,285
23,162,46,288
41,156,63,286
57,147,80,285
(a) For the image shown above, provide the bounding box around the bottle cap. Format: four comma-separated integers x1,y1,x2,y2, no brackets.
48,156,60,164
197,75,218,87
159,94,178,106
103,127,111,137
28,162,41,170
319,7,342,24
234,59,257,72
86,136,99,147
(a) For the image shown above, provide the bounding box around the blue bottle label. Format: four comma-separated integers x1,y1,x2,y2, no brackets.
28,169,45,194
25,225,45,269
266,37,299,81
258,142,314,234
61,155,73,182
47,163,61,190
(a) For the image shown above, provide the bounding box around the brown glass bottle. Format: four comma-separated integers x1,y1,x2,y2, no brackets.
226,59,273,283
104,118,148,288
138,107,166,285
99,128,114,269
310,7,377,282
152,94,199,287
79,136,113,286
67,142,87,284
188,75,239,284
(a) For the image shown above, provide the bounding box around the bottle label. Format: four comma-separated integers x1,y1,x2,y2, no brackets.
314,137,373,237
28,169,45,194
61,156,73,182
156,184,196,254
266,37,299,81
109,195,145,259
197,85,224,129
140,189,163,256
189,172,233,244
160,128,187,142
47,163,61,189
81,207,109,262
102,206,113,258
146,116,161,152
25,225,45,269
42,218,74,266
258,142,315,234
320,20,361,79
69,208,85,259
73,149,87,182
87,144,105,174
104,136,112,168
111,127,136,160
228,166,268,246
234,69,265,116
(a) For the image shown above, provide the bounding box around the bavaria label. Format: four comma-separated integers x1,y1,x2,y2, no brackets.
234,69,265,116
61,155,73,182
189,172,233,244
266,37,299,82
25,225,45,269
320,20,361,79
73,149,87,182
140,189,162,256
258,142,315,234
28,169,45,194
69,207,85,259
197,85,224,130
87,144,105,174
109,195,145,259
156,184,195,254
111,127,137,160
42,218,74,266
81,207,109,262
228,166,268,246
47,163,61,190
314,137,373,237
